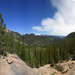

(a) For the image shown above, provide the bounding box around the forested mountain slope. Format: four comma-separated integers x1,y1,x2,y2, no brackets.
67,32,75,38
6,30,63,46
0,13,75,68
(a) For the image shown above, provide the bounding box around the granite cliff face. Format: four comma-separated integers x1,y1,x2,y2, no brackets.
0,54,75,75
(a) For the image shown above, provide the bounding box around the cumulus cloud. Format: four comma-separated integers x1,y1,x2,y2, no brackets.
32,0,75,36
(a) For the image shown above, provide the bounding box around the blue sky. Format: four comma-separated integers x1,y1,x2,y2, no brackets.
0,0,74,35
0,0,57,35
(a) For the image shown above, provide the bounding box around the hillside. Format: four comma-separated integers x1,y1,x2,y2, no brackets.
7,30,63,46
67,32,75,38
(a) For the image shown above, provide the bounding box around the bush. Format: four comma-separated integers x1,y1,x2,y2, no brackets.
55,65,64,72
51,72,56,75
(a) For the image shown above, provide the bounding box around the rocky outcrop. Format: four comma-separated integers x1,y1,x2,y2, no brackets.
33,64,61,75
56,59,75,73
0,54,75,75
0,54,37,75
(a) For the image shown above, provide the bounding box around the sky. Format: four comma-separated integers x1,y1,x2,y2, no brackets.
0,0,75,36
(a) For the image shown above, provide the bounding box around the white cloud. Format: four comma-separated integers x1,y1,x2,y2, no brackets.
32,0,75,36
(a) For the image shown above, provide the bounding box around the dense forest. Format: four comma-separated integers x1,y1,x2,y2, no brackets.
0,13,75,68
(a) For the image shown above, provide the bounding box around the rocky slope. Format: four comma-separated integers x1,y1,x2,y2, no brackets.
0,54,37,75
0,54,75,75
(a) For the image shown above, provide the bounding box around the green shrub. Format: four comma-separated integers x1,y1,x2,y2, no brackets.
51,72,56,75
55,65,64,72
